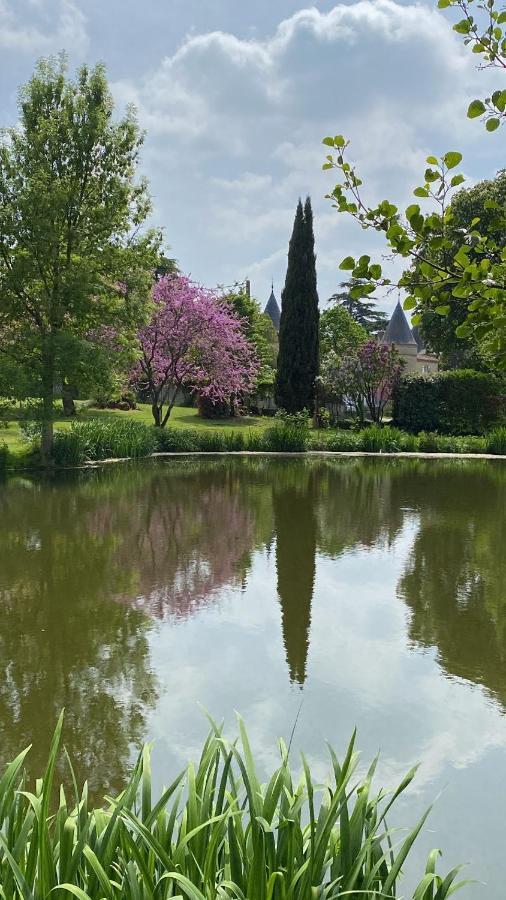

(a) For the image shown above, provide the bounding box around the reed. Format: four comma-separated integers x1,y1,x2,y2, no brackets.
0,713,466,899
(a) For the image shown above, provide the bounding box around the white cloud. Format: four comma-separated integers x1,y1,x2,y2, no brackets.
107,0,501,305
0,0,87,54
0,0,502,305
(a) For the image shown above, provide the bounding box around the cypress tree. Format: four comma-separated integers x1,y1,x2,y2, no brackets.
275,196,319,413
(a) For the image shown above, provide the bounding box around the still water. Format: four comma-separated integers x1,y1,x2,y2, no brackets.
1,457,505,895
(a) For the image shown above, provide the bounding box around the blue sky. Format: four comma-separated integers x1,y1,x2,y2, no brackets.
0,0,504,314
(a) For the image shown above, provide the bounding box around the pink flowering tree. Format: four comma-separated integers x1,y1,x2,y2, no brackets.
324,339,404,423
131,275,259,426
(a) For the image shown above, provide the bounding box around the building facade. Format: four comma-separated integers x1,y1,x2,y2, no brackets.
381,301,438,374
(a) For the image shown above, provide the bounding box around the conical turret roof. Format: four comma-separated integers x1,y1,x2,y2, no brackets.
382,300,416,345
264,287,281,332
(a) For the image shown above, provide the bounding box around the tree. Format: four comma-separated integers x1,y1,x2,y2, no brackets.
131,275,258,427
324,339,404,423
276,197,319,414
328,283,389,334
0,56,160,462
321,0,506,366
222,284,277,399
320,303,368,359
410,171,506,369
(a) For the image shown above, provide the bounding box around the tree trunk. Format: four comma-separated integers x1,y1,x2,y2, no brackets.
152,403,162,427
62,380,76,417
40,337,55,466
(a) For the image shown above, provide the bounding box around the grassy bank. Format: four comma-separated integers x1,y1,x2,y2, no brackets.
1,403,506,469
0,403,273,467
0,713,464,899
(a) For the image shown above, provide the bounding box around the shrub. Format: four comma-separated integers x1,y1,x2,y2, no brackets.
52,429,88,466
0,443,8,469
0,713,462,900
393,369,505,434
360,424,404,452
486,426,506,455
264,410,310,452
417,431,439,452
53,420,157,465
325,430,361,451
92,389,137,410
155,427,200,453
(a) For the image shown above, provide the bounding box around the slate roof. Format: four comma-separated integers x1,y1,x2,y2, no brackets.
382,300,416,345
264,288,281,332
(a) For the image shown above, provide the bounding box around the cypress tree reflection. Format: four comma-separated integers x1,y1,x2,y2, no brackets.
273,464,317,685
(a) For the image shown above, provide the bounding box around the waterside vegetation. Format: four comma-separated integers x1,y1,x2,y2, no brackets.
0,712,466,900
1,404,506,469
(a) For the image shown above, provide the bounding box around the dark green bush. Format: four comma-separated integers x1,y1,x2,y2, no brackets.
486,426,506,455
393,370,504,434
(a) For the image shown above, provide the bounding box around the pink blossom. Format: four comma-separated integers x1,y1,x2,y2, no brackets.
131,275,258,426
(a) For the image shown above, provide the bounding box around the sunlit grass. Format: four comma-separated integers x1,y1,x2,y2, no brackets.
0,713,466,899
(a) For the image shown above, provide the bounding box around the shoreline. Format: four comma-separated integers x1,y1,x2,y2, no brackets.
7,448,503,472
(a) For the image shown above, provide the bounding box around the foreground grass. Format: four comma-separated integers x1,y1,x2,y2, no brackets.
0,712,465,899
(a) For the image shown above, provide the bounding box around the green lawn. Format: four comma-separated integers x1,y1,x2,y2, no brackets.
0,402,274,458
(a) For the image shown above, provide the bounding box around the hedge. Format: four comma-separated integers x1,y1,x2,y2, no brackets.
392,369,505,434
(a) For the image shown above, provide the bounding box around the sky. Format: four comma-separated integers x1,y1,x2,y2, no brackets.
0,0,504,315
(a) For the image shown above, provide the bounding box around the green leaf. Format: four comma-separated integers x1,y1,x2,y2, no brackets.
443,151,463,169
426,156,438,165
435,305,451,315
498,11,506,23
437,0,451,6
492,90,506,111
339,256,355,270
403,296,416,311
413,187,430,198
334,135,346,147
450,174,465,187
467,99,486,118
322,137,335,147
453,18,471,33
411,313,422,326
486,117,500,131
369,263,382,279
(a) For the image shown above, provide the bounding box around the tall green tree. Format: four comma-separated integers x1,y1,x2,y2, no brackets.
276,197,319,413
0,56,161,461
222,284,277,398
328,282,389,334
410,171,506,369
320,303,368,359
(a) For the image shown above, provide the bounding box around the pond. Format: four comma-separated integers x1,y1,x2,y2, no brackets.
0,457,505,896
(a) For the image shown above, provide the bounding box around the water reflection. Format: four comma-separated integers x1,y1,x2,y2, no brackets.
0,475,157,795
274,465,317,685
0,457,505,797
